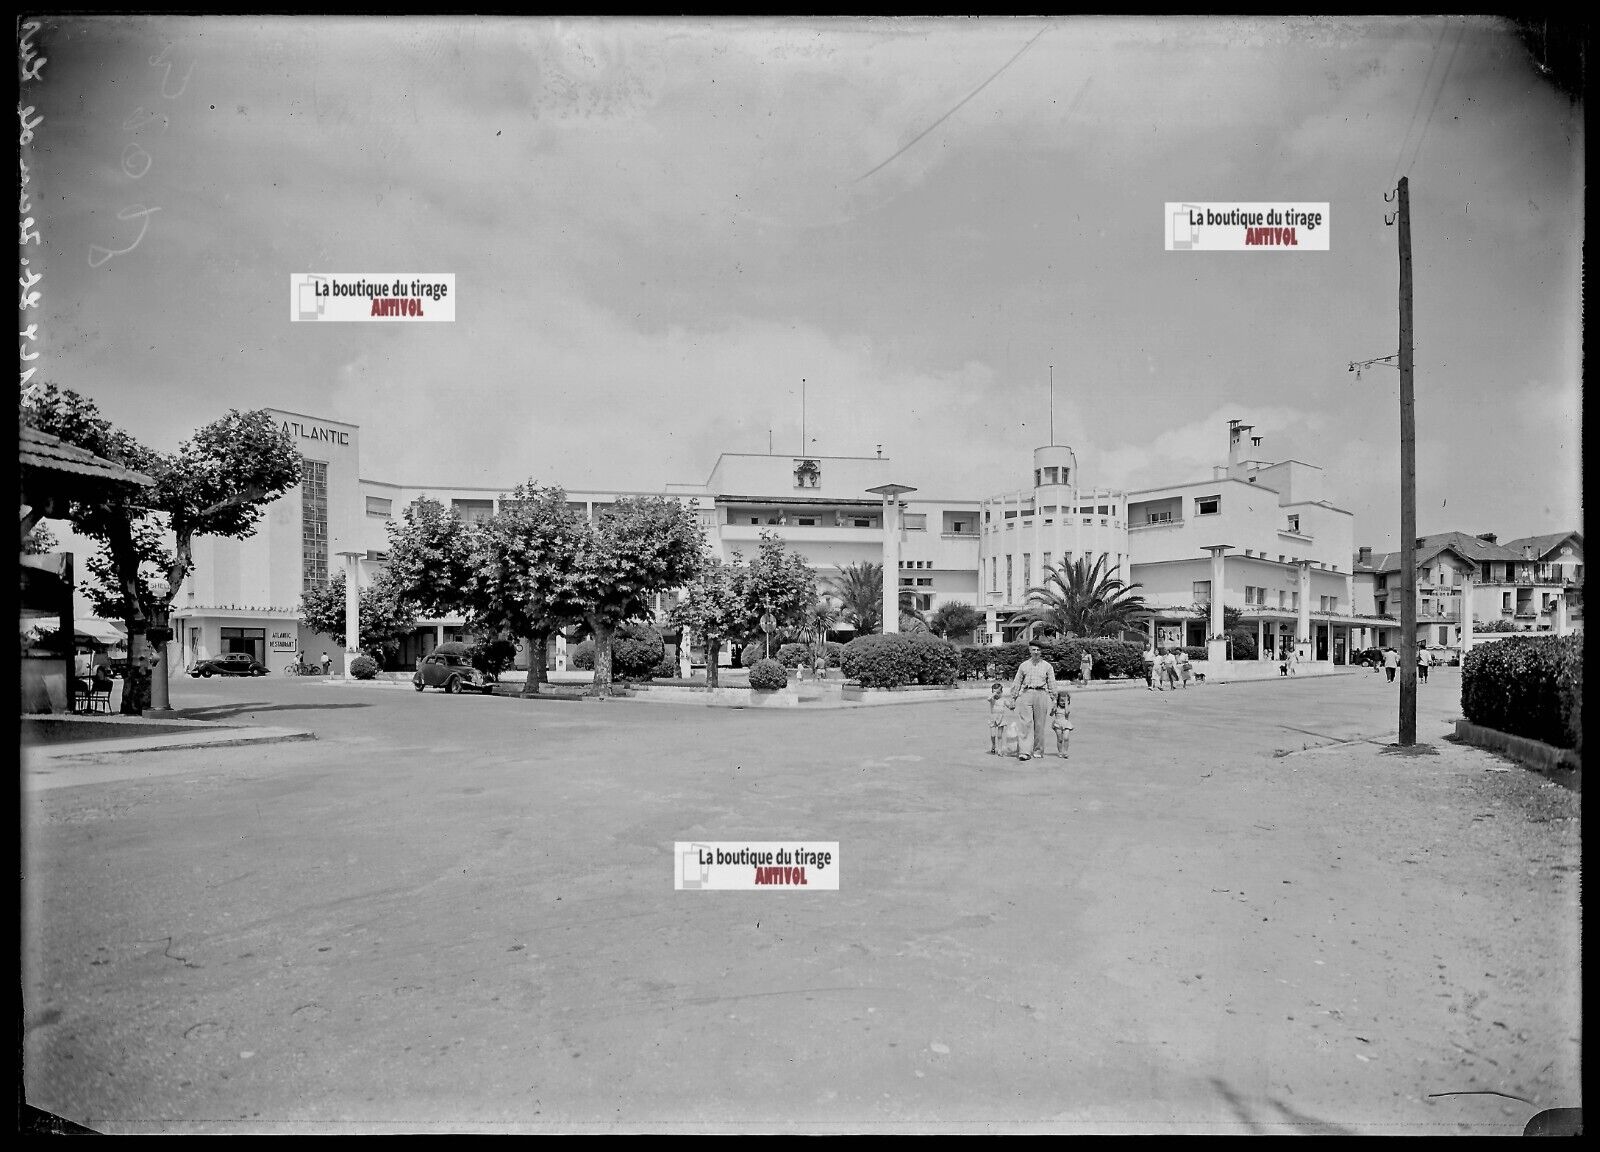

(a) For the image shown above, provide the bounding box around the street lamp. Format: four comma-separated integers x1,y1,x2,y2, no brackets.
866,482,917,634
146,576,174,715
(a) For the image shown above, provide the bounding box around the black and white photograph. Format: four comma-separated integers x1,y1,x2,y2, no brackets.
19,15,1582,1134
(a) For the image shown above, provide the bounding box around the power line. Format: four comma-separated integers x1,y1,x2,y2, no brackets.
1390,22,1449,188
856,25,1048,184
1400,20,1467,179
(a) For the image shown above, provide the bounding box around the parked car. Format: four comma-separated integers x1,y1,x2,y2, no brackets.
1353,647,1385,668
413,651,493,694
189,652,270,677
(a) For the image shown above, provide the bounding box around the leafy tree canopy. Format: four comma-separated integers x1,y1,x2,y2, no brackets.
1013,555,1148,640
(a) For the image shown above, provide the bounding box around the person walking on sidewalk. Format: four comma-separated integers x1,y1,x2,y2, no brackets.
1078,650,1093,688
1008,643,1058,762
1142,645,1158,690
1383,646,1399,683
1417,646,1430,683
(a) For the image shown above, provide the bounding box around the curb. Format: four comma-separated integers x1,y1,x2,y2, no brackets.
24,725,318,762
1452,720,1581,791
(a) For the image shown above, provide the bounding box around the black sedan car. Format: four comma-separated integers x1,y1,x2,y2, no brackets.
189,652,270,677
413,651,493,694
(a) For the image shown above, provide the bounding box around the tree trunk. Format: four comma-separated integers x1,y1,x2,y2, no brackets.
588,617,616,696
705,632,721,688
120,625,153,714
521,627,550,696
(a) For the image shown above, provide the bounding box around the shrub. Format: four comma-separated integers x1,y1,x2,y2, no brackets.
1462,634,1582,751
747,657,788,690
1227,630,1258,661
956,638,1147,683
776,642,811,668
612,622,666,680
739,639,768,669
841,633,959,688
349,654,379,680
569,640,595,670
651,654,679,679
1181,645,1208,661
464,636,518,679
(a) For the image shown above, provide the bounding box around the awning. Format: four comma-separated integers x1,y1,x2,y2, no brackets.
18,614,127,645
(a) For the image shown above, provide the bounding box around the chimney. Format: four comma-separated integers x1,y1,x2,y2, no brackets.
1358,545,1372,564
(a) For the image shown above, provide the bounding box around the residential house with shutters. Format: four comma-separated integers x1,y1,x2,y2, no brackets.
1349,530,1582,651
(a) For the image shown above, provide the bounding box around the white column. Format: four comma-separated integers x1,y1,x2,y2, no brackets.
1205,546,1229,665
1460,574,1475,653
881,495,899,634
1257,617,1266,659
342,552,361,677
1297,561,1313,660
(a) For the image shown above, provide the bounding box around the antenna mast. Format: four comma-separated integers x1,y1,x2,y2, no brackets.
1049,365,1054,444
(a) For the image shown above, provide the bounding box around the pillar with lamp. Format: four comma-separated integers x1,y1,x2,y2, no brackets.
145,574,175,715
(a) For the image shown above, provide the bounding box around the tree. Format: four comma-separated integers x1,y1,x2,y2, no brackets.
576,496,706,696
22,384,301,713
22,522,58,555
299,569,417,667
1013,555,1148,641
666,559,744,687
737,533,819,643
465,483,589,695
825,560,883,635
929,601,985,643
384,496,479,621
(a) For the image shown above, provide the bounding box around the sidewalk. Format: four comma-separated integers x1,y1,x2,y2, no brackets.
21,714,316,775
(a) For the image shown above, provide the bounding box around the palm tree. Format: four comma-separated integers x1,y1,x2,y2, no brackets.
1013,555,1148,640
824,561,882,635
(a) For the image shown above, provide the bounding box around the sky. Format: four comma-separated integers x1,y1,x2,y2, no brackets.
25,15,1584,553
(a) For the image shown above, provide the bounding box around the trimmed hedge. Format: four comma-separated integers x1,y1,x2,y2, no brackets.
349,654,379,680
569,640,594,670
612,623,666,680
747,657,789,690
840,633,959,688
954,638,1147,683
1180,645,1208,661
776,642,811,668
1462,634,1582,751
739,639,769,669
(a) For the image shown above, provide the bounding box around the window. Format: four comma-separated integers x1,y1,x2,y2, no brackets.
366,496,392,518
903,513,927,531
1148,510,1172,524
1023,554,1031,588
1196,495,1221,516
452,499,494,523
950,519,968,534
852,517,874,528
1287,514,1299,532
1006,555,1013,598
1279,590,1288,609
366,550,388,563
1193,580,1211,602
916,578,933,587
797,517,816,526
1098,505,1109,515
1292,592,1300,610
1043,551,1051,572
990,557,998,593
749,517,761,525
300,458,328,590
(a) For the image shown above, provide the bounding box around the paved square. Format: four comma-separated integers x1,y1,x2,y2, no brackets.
22,670,1580,1133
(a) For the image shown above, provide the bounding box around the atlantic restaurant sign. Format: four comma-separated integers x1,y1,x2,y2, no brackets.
280,419,350,447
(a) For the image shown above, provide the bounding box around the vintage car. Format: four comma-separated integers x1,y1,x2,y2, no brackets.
189,652,270,677
412,650,493,694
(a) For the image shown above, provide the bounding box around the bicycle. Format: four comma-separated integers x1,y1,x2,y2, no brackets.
283,658,320,676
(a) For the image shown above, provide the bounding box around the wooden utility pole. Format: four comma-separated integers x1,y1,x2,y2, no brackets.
1397,177,1417,745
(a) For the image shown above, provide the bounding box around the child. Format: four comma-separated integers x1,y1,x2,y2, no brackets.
987,682,1008,755
1050,689,1074,758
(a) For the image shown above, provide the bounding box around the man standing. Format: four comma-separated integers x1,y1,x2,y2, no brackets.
1142,645,1158,690
1417,646,1430,683
321,650,332,677
1383,646,1399,683
1008,643,1058,762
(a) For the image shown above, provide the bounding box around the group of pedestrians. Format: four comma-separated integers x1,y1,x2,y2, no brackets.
988,643,1074,762
1140,646,1192,691
1378,646,1431,683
